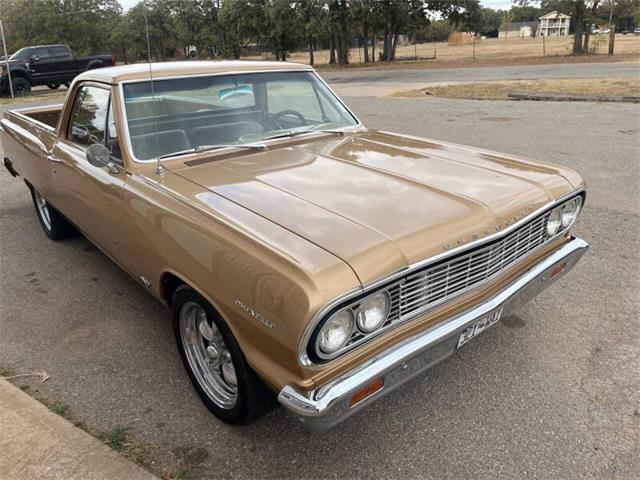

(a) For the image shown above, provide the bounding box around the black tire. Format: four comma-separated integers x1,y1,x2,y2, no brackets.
63,82,70,88
172,285,274,425
12,77,31,96
47,83,60,90
29,186,76,240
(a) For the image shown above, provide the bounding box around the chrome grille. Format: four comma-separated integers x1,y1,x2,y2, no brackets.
344,210,551,348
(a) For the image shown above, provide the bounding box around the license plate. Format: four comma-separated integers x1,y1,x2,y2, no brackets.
457,308,503,348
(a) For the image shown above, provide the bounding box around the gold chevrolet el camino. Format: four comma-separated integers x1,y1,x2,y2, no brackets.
1,61,588,431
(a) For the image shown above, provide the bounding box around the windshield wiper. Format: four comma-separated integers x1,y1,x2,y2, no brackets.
159,143,267,160
262,128,345,141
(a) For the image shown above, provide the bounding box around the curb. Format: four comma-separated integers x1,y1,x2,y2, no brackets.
0,378,157,480
508,91,640,103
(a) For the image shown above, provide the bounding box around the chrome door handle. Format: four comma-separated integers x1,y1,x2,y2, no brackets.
47,154,62,163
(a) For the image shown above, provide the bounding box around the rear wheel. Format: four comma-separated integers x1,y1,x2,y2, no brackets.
172,285,273,425
12,77,31,96
47,83,60,90
30,187,76,240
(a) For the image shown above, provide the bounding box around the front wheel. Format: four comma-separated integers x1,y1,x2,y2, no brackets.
30,187,76,240
47,83,60,90
12,77,31,96
172,286,273,425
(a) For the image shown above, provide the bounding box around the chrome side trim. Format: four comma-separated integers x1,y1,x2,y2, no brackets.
280,237,589,431
298,186,586,367
117,68,363,164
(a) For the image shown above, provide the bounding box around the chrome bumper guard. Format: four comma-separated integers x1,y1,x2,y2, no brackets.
278,237,589,432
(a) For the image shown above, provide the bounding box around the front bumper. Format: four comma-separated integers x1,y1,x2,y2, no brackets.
278,237,589,432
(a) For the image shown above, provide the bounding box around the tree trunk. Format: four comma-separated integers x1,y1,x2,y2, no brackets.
391,33,398,61
608,25,615,55
371,30,375,63
583,1,600,54
338,0,349,65
308,35,314,66
382,26,388,61
583,24,591,53
363,23,369,63
329,33,336,64
572,1,585,55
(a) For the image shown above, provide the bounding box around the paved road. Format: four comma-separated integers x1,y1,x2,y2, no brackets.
1,87,638,478
322,61,640,85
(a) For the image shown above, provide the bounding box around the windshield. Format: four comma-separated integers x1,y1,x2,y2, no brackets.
9,47,33,61
122,71,358,161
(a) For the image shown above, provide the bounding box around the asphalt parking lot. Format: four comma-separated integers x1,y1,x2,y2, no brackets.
1,71,639,479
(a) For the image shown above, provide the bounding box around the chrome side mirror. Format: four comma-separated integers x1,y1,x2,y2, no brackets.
86,143,112,168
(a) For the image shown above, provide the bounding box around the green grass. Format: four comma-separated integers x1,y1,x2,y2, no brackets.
0,90,65,105
101,427,130,452
172,466,193,480
49,400,69,415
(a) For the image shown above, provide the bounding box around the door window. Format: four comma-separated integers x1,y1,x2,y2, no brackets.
67,86,110,147
32,48,52,60
51,47,70,58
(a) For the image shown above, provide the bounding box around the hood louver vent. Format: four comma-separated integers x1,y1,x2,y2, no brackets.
184,149,246,167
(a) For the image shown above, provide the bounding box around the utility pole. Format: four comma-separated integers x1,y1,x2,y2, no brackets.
0,20,14,99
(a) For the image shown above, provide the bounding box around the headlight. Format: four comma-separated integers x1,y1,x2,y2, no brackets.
356,291,390,333
547,195,583,236
317,310,354,354
561,196,582,228
546,207,562,236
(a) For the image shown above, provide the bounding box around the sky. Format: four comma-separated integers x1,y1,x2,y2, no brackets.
119,0,521,12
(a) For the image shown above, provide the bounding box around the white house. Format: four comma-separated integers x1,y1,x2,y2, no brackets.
538,11,571,36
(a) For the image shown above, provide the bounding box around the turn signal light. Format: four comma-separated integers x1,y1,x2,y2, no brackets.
349,378,385,407
550,262,567,278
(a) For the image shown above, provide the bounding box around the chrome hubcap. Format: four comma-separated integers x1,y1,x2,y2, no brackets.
34,191,52,231
180,302,238,409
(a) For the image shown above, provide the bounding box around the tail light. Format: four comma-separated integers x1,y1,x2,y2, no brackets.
111,54,116,66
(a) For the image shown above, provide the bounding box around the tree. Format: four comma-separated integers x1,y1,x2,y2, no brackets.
352,0,376,63
299,0,326,65
265,0,302,60
501,9,516,39
1,0,122,56
219,0,267,59
479,8,503,37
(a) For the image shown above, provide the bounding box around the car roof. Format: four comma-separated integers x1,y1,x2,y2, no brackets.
76,60,314,84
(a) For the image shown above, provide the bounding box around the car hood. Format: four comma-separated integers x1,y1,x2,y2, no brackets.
0,59,26,69
169,130,580,285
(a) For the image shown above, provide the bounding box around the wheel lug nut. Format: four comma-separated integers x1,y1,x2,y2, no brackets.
206,345,219,361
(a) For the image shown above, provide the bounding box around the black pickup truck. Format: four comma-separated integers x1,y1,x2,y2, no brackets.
0,44,114,95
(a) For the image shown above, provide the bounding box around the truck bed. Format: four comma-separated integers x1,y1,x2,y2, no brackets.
20,105,62,129
0,104,62,194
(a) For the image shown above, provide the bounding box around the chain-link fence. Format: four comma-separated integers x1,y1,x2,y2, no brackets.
245,34,639,66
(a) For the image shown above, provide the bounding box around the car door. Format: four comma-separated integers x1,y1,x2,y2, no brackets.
49,83,134,272
49,46,76,83
27,48,54,85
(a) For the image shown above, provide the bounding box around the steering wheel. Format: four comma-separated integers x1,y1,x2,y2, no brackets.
271,109,307,129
